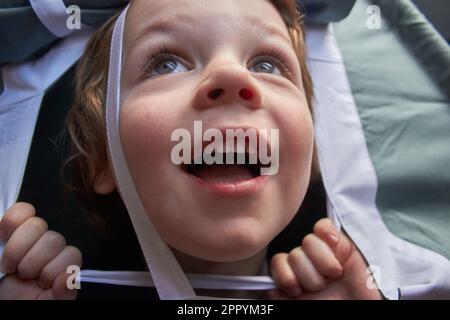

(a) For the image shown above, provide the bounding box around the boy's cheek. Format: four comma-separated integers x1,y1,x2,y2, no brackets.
276,114,314,209
119,96,189,181
277,114,314,169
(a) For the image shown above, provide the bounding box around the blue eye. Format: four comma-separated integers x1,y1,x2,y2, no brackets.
150,57,189,77
143,43,191,79
249,49,295,80
250,60,281,75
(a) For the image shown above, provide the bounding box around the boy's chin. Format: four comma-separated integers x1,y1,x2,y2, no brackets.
171,232,271,264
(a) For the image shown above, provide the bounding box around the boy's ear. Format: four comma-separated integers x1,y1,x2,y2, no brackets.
93,164,116,195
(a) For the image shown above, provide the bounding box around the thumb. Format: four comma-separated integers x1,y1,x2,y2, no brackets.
38,273,78,300
313,218,355,267
53,272,78,300
331,230,355,267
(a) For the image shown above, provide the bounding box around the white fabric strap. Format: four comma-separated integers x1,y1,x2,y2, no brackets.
105,5,196,300
30,0,74,38
78,270,276,291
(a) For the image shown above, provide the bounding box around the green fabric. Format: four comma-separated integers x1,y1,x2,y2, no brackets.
333,0,450,259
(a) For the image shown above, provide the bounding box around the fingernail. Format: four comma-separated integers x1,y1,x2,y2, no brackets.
327,233,339,246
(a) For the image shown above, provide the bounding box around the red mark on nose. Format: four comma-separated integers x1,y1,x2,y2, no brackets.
239,88,254,100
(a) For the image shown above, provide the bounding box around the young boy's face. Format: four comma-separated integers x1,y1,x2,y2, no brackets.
116,0,313,262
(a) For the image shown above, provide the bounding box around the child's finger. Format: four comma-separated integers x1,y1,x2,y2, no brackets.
37,273,77,300
313,218,354,266
0,275,42,299
312,218,340,248
263,288,294,300
16,231,66,280
270,253,302,297
287,247,327,292
0,217,48,274
301,234,343,280
38,246,82,289
0,202,36,242
52,272,78,300
35,287,55,300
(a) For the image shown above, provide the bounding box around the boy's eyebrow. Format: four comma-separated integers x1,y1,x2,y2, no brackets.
132,14,198,47
243,15,293,46
130,13,292,51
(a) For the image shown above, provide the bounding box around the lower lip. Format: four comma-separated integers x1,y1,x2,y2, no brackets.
182,169,269,198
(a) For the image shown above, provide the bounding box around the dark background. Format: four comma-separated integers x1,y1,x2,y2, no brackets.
412,0,449,42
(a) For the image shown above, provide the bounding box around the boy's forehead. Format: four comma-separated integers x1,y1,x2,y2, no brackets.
124,0,291,53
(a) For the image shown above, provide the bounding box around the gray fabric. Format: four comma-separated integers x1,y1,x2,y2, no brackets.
0,6,58,65
333,0,450,259
0,0,357,66
0,0,128,66
301,0,356,23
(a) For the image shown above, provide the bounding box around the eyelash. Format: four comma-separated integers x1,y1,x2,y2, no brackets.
250,48,295,80
141,43,295,81
140,44,188,79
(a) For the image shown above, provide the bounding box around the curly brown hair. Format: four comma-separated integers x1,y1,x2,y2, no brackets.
63,0,319,219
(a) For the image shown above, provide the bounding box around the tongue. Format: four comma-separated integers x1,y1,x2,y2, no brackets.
196,164,253,183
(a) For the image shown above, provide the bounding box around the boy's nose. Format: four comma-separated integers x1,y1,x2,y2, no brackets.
192,65,262,110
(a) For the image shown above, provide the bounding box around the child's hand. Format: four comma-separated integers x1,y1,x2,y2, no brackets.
266,218,383,300
0,202,82,299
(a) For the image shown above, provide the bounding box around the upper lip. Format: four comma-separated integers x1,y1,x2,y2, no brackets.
178,125,273,179
188,126,272,164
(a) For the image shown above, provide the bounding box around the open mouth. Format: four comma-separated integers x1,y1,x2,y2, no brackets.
182,152,270,183
175,126,275,193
